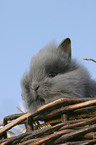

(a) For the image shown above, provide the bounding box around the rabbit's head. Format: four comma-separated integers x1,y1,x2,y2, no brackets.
21,38,90,112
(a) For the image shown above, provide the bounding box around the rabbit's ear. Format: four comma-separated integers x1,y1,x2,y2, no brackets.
58,38,71,59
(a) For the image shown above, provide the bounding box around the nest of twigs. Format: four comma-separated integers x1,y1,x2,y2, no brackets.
0,97,96,145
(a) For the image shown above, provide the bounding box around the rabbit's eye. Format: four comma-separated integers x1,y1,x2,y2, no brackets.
48,72,57,77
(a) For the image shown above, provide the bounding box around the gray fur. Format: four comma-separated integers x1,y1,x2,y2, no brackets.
21,38,96,112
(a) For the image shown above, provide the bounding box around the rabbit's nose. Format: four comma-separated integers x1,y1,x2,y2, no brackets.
31,82,39,91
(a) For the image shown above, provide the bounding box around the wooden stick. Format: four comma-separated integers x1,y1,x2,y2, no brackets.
67,99,96,110
3,113,24,123
81,139,96,145
31,130,71,145
35,99,96,120
19,138,41,145
0,122,64,144
58,139,96,145
0,113,33,137
55,124,96,143
59,116,96,130
83,132,95,140
71,105,96,115
37,97,94,112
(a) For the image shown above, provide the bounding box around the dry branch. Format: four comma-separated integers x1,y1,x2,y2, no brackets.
0,113,32,137
54,124,96,143
83,58,96,63
34,99,96,120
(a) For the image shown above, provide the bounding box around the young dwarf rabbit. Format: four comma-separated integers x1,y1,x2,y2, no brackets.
21,38,96,112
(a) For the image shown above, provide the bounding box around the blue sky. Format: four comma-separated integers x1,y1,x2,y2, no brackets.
0,0,96,118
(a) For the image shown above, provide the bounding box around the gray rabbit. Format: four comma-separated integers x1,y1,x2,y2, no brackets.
21,38,96,113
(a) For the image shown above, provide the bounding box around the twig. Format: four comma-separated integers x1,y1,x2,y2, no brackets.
83,58,96,63
59,116,96,130
34,99,96,120
0,122,64,144
59,139,96,145
37,97,94,112
54,124,96,143
0,113,33,137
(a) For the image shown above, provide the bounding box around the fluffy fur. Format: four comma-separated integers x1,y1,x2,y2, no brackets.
21,38,96,112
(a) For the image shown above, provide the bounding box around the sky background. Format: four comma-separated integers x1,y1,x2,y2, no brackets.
0,0,96,119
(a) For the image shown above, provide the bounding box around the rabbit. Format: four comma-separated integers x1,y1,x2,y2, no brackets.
21,38,96,113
